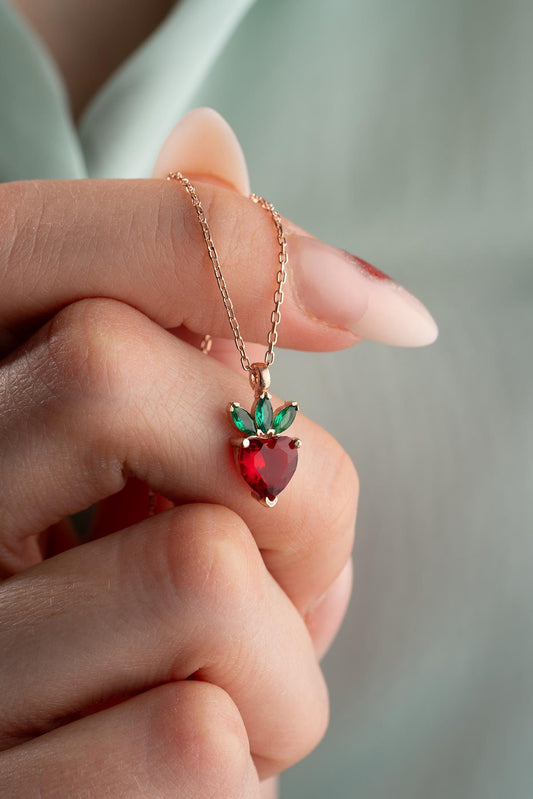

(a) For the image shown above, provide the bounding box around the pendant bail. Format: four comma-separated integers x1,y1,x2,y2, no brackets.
249,362,271,396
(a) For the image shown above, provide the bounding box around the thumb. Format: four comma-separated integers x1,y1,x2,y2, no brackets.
151,108,265,369
151,107,250,195
150,109,438,349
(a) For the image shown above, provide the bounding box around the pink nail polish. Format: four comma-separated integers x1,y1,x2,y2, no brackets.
289,235,438,347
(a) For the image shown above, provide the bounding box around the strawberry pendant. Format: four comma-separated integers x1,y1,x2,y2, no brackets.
228,380,300,507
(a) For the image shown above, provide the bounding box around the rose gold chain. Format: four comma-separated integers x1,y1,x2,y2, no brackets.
167,172,288,372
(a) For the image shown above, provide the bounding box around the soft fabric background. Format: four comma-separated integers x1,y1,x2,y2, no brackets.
1,0,532,796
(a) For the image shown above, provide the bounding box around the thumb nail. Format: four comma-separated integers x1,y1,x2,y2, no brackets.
151,107,250,195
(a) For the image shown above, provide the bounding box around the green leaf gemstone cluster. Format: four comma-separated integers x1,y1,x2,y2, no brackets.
229,395,298,437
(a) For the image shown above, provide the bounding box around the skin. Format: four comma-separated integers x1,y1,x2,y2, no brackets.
11,0,176,119
0,177,359,796
2,7,435,796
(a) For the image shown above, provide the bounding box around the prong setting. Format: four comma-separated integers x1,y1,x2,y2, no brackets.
228,393,300,507
251,492,278,508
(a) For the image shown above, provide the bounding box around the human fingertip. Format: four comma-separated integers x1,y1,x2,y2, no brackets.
152,107,251,195
289,234,438,347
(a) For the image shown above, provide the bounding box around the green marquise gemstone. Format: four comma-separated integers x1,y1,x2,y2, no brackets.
255,395,273,433
230,404,256,435
273,402,298,434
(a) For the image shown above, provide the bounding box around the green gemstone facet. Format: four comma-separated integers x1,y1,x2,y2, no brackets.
231,405,256,435
255,395,273,433
273,402,298,434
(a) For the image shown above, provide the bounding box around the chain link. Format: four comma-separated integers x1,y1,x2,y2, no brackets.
167,172,288,373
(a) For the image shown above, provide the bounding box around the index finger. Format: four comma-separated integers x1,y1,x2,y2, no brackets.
0,178,437,353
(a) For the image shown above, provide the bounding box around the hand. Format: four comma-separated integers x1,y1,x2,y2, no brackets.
0,175,435,795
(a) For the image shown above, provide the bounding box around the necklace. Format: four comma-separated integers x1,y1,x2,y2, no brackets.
167,172,301,507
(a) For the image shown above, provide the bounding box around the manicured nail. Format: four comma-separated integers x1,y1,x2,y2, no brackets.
289,235,438,347
152,107,250,195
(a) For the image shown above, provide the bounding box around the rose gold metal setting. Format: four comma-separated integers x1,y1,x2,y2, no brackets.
167,172,288,373
249,362,271,396
257,494,278,508
200,334,212,355
166,172,299,508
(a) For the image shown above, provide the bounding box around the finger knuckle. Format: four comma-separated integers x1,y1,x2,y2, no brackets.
156,682,253,796
276,672,330,773
159,504,258,620
303,676,330,760
318,442,359,558
334,447,360,524
44,298,144,407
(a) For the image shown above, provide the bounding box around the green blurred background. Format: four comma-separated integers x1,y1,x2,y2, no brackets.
1,0,532,796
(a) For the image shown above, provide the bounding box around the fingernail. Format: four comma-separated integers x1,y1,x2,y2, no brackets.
152,107,250,195
289,235,438,347
305,557,354,660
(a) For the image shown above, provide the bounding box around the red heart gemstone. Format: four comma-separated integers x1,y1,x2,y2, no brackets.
236,436,298,503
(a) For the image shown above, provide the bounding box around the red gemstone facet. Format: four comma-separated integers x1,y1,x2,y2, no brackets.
236,436,298,502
